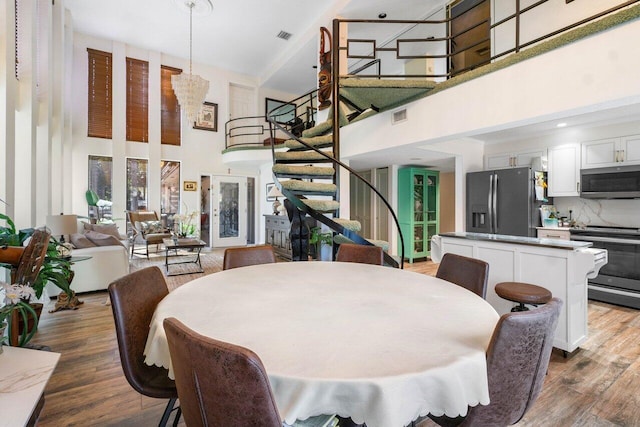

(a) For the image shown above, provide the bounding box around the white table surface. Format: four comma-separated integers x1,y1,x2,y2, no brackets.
0,346,60,427
144,262,499,427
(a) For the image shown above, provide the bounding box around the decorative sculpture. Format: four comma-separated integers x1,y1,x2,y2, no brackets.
318,27,332,110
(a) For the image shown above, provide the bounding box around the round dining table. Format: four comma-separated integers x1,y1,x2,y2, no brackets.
144,261,499,427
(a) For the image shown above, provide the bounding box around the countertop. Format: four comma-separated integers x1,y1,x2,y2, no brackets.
438,232,592,250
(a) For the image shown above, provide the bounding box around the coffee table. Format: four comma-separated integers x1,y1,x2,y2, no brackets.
163,238,206,276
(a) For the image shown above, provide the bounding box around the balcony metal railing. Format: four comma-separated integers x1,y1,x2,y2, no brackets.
334,0,640,80
225,89,318,150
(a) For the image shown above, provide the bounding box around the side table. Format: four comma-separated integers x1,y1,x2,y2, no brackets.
50,255,92,312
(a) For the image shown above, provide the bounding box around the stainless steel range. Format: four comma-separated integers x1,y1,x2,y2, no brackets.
570,226,640,309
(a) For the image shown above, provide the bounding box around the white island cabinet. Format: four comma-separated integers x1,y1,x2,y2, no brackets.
431,233,608,354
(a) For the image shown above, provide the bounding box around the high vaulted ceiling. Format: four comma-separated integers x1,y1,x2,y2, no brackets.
64,0,443,94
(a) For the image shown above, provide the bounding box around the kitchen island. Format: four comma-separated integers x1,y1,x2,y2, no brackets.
431,232,608,354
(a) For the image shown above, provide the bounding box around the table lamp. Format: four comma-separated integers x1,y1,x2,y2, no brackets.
47,213,78,244
267,185,284,215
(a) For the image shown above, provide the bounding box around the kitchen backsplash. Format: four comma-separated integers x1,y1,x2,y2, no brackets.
554,197,640,228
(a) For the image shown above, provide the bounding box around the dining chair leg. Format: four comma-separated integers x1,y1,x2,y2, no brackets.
158,397,178,427
171,407,182,427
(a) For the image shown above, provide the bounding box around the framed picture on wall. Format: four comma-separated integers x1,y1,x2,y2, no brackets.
183,181,197,191
193,102,218,132
265,98,296,124
266,183,276,201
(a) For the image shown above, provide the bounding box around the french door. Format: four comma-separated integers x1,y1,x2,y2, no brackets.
204,175,247,247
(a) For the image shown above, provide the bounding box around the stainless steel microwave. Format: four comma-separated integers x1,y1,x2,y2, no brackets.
581,165,640,199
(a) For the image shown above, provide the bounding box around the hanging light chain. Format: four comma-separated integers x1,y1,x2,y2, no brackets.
189,1,193,76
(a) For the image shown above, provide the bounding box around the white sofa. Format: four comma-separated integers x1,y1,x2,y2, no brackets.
45,222,130,295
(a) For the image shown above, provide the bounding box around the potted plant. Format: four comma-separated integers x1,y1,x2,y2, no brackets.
0,282,39,349
309,226,333,260
0,213,73,346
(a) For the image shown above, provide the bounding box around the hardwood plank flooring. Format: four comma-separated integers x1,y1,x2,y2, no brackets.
28,255,639,426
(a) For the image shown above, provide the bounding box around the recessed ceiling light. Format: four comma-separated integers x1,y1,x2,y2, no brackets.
557,122,567,128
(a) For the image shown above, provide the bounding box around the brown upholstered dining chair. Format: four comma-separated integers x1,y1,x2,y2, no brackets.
163,317,283,427
127,210,172,259
336,243,384,266
222,245,276,270
435,253,489,299
108,266,180,427
424,298,563,427
11,228,51,285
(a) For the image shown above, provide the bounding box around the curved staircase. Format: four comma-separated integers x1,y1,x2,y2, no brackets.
268,99,403,268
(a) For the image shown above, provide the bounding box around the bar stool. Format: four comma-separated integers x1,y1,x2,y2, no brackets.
495,282,552,312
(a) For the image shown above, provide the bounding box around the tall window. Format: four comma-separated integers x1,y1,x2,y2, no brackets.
161,160,181,215
126,158,148,211
87,49,113,139
126,57,149,142
88,156,113,220
161,66,182,145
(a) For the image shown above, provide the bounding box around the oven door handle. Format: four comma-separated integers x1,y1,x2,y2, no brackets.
571,235,640,245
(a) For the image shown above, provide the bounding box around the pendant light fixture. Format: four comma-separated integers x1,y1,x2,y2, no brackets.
171,0,211,124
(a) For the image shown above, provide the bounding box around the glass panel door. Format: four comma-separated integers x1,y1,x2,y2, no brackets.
211,176,247,247
200,175,211,246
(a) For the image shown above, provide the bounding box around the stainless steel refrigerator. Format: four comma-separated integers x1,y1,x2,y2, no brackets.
466,167,544,237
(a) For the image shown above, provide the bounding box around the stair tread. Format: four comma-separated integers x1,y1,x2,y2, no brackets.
281,180,336,194
275,150,333,162
285,134,334,150
273,164,335,177
301,121,332,138
301,199,340,212
333,218,361,232
334,234,389,251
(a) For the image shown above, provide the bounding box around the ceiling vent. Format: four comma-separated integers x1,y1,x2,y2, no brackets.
392,108,407,124
277,31,292,41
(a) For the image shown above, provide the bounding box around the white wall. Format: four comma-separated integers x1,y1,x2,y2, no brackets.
70,33,260,232
493,0,630,57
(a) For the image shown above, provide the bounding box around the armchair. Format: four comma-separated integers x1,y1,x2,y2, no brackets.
126,211,172,259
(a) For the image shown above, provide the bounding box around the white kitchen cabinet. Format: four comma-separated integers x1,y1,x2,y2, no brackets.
432,233,608,353
548,144,580,196
582,135,640,168
537,227,571,240
485,148,547,170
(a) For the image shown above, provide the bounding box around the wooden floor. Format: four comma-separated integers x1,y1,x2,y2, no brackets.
30,257,640,426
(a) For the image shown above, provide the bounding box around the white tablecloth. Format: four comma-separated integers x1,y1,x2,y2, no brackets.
144,262,499,427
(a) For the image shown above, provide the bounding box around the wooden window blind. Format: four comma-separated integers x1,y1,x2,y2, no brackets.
87,48,113,139
161,65,182,145
126,57,149,142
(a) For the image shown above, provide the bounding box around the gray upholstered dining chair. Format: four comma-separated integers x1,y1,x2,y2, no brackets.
422,298,563,427
336,243,384,266
222,245,276,270
435,253,489,299
108,266,181,427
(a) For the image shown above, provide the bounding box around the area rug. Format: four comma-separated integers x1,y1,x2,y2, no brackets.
129,249,225,291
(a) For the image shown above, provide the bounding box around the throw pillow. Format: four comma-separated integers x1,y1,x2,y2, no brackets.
85,231,124,247
139,220,165,235
91,223,121,239
82,222,121,239
70,233,97,249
